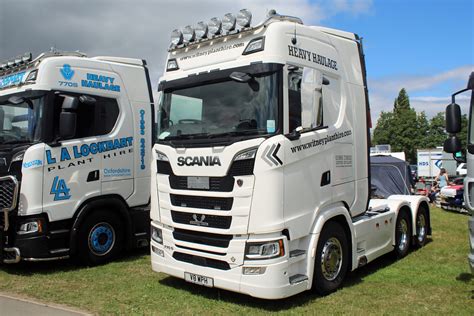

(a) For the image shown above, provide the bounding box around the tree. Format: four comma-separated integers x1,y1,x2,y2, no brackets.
372,88,422,163
416,111,430,149
425,112,446,148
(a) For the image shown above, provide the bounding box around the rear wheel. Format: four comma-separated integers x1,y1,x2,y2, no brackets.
78,210,124,266
313,222,349,295
394,210,411,258
414,206,429,248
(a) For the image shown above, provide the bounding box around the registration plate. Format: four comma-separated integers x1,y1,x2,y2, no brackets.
187,176,210,190
184,272,214,287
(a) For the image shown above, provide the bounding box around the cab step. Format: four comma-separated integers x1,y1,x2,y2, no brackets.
289,274,308,285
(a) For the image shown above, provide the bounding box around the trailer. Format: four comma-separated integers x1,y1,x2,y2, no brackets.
149,9,431,298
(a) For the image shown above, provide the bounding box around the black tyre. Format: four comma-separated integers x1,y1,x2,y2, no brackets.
414,206,429,248
394,210,411,258
313,221,349,295
78,210,124,266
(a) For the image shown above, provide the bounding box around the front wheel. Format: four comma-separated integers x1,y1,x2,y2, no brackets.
394,210,412,258
313,222,349,295
78,211,124,266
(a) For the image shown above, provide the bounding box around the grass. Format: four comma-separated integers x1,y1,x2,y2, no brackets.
0,207,473,315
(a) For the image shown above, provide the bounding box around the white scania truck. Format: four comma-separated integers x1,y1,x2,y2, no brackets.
0,51,153,264
444,72,474,273
150,10,431,299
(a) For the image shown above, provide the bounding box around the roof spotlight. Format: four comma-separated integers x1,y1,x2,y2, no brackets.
21,53,32,63
195,21,208,40
237,9,252,28
222,13,236,33
208,17,222,36
170,29,184,46
182,25,195,43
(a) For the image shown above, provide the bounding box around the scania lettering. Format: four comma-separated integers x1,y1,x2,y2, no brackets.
177,156,221,167
443,72,474,273
150,9,431,299
0,50,153,265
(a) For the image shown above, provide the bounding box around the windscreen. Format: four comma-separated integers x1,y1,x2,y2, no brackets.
0,91,45,144
158,69,280,141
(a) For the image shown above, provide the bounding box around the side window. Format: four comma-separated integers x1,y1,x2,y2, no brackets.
287,66,324,132
54,92,119,139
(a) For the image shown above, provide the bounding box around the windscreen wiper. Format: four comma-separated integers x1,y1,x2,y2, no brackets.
208,129,267,138
163,133,210,141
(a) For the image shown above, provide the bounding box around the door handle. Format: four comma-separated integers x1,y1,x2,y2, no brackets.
87,170,100,182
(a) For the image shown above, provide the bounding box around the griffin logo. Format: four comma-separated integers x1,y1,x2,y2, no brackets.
60,64,75,81
189,214,209,227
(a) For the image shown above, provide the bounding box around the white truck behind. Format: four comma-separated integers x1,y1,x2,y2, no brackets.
0,50,153,265
150,10,431,298
444,72,474,272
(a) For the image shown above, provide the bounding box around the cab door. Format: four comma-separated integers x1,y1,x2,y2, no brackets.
42,92,121,221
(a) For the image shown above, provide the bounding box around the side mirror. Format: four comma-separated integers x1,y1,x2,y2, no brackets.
444,135,461,153
59,96,78,140
446,103,461,133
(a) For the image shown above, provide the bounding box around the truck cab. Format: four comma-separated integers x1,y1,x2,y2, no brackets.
0,51,153,264
150,10,431,299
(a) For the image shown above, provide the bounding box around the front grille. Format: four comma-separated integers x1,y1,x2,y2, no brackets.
228,159,255,176
173,228,232,248
171,211,232,229
0,177,17,211
169,175,234,192
157,161,173,175
170,194,233,210
173,251,231,270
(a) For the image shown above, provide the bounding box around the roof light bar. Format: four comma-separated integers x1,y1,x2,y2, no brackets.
169,9,259,49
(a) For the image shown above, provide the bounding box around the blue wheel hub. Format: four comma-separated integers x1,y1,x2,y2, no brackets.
88,222,115,256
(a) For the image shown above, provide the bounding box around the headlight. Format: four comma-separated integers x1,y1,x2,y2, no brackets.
243,37,265,55
151,226,163,244
18,219,43,235
155,150,169,162
11,152,25,162
237,9,252,28
222,13,236,33
245,239,285,260
233,148,257,161
208,17,222,36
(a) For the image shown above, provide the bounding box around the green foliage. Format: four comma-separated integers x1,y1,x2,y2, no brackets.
372,88,421,163
372,88,464,163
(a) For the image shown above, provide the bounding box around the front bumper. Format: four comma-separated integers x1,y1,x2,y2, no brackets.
1,213,70,264
150,230,309,299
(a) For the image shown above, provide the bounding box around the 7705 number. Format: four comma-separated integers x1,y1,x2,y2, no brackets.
59,81,78,87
